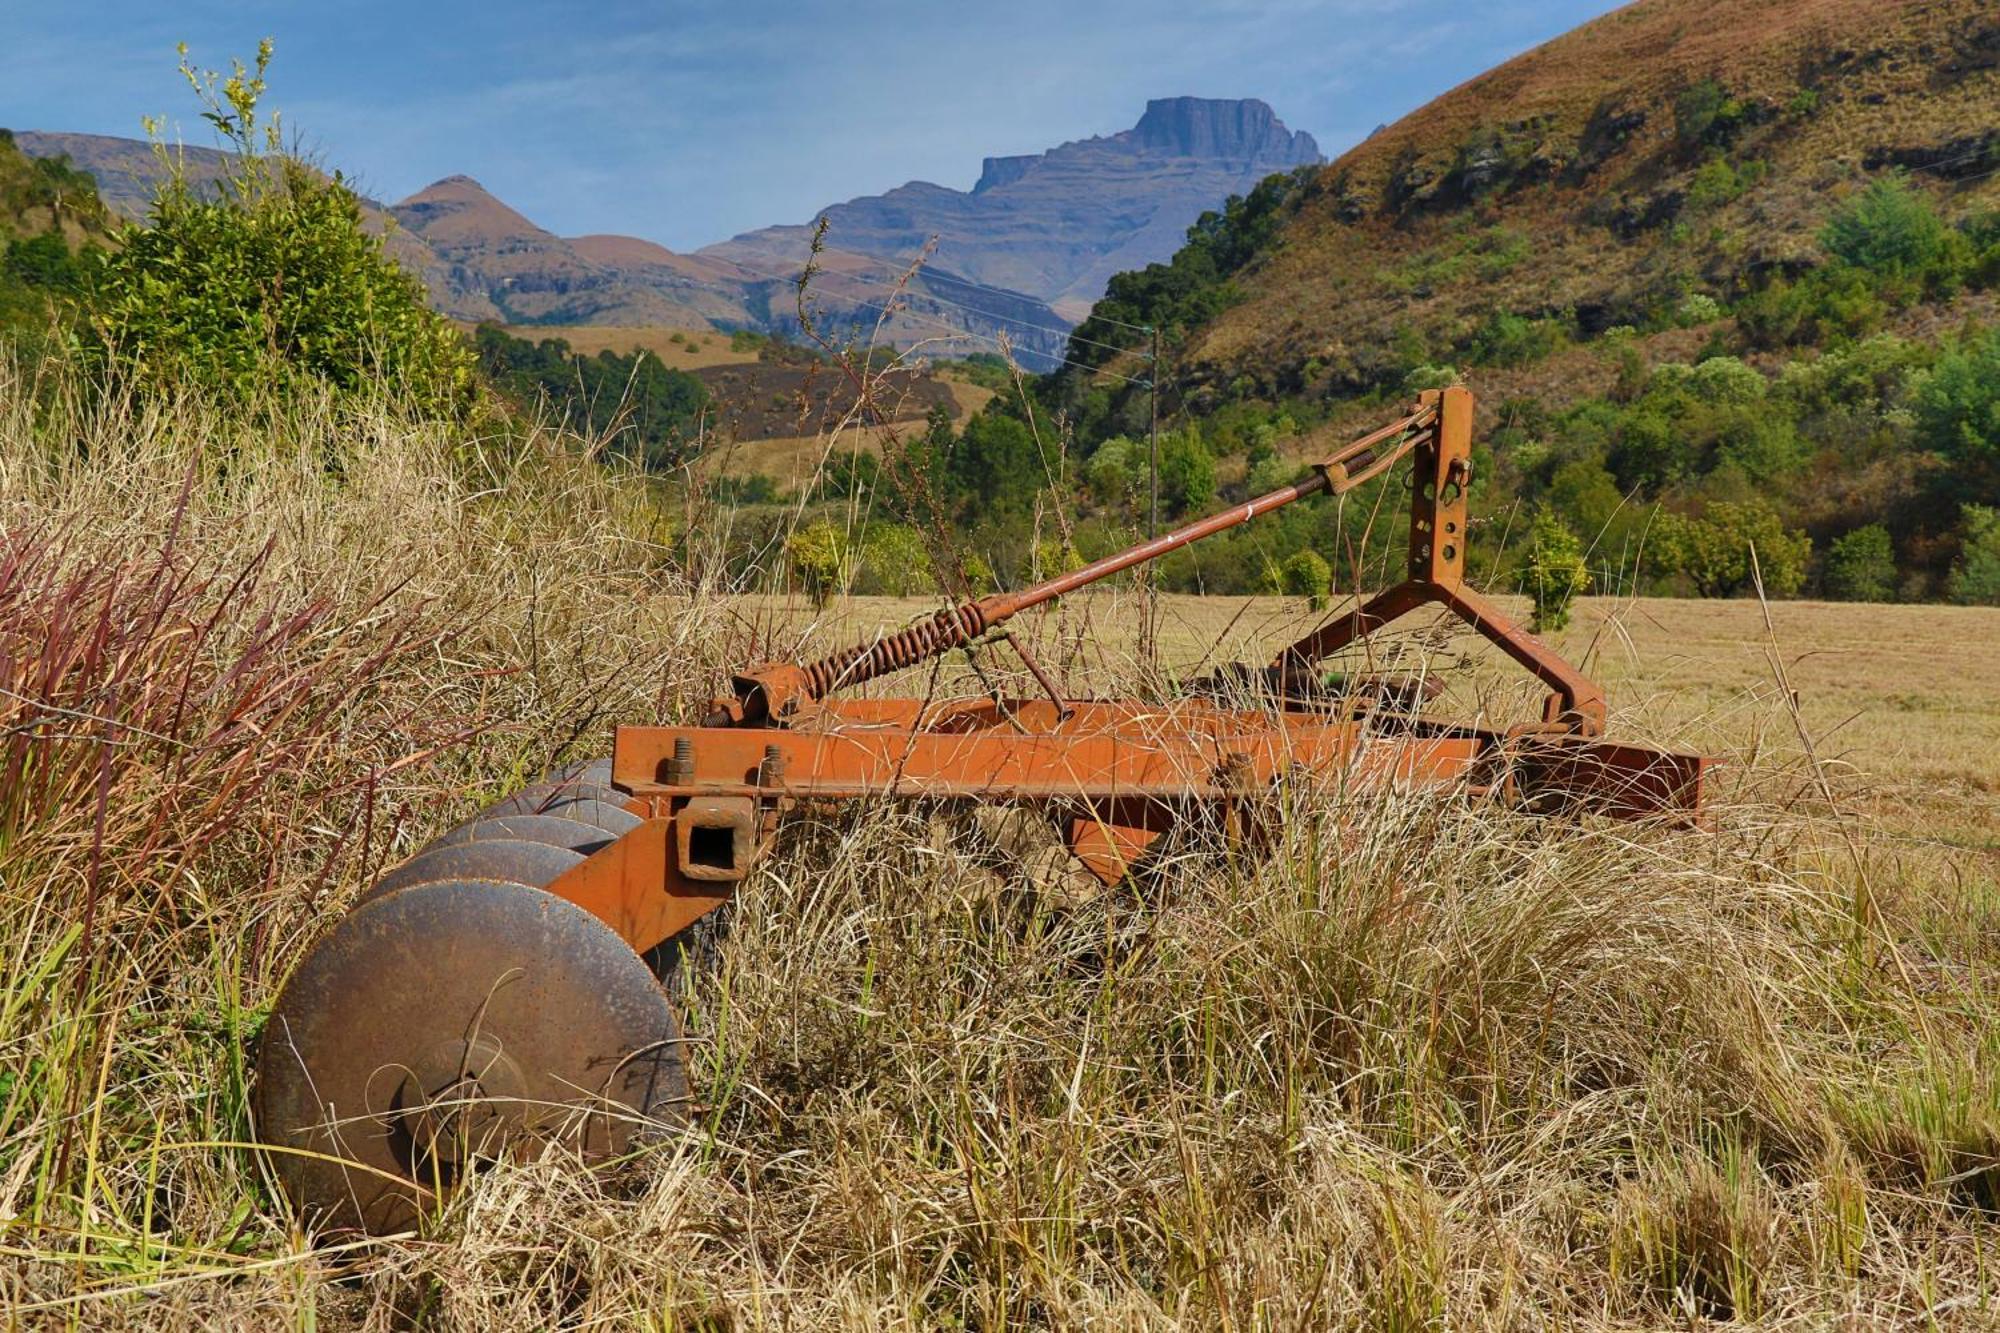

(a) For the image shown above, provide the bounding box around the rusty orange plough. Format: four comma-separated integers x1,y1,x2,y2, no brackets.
256,387,1707,1232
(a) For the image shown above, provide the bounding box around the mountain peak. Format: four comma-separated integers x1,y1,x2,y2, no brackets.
1130,97,1321,163
393,175,552,246
403,174,495,202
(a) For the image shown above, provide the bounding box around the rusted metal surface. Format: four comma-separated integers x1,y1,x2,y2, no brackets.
359,839,582,904
432,812,620,855
256,879,686,1233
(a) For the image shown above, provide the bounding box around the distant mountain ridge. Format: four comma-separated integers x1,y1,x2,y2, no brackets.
14,96,1321,356
704,97,1323,321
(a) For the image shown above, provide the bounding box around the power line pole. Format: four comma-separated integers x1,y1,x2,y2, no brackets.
1142,325,1161,676
1148,325,1160,542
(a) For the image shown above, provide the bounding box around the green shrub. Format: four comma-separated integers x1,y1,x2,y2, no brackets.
1520,506,1590,631
1823,524,1897,601
958,551,998,596
1031,536,1084,582
1686,159,1750,214
859,523,934,596
90,42,472,416
1948,505,2000,606
1086,436,1137,507
1403,364,1462,392
786,520,851,608
1653,501,1810,597
1673,79,1751,156
1822,175,1960,286
1914,327,2000,476
1278,549,1332,609
1157,430,1216,515
1676,292,1725,325
1467,312,1564,367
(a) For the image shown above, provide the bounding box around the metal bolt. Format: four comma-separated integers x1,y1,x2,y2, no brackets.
758,743,788,787
665,736,696,785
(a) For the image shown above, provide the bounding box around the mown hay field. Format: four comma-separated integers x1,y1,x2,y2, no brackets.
1,374,1998,1328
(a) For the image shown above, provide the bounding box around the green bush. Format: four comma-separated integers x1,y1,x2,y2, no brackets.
786,521,851,608
1520,506,1590,631
1914,327,2000,478
1673,79,1751,156
1676,292,1725,325
1653,501,1810,597
1686,356,1766,405
90,43,472,416
1157,429,1216,516
1948,505,2000,606
858,523,934,596
1086,436,1137,507
1467,312,1564,368
1031,536,1084,582
1823,524,1896,601
1278,549,1332,609
1822,175,1960,287
1403,364,1462,392
958,551,998,596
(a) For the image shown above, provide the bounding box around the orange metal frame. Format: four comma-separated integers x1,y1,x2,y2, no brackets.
536,388,1706,958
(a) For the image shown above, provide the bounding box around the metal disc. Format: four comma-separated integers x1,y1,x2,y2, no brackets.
257,879,687,1234
481,781,626,820
521,796,642,837
546,758,614,787
358,840,583,906
431,813,619,856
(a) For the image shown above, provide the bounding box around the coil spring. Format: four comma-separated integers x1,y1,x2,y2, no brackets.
800,602,990,700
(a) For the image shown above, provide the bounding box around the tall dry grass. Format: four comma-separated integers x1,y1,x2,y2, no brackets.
0,353,1996,1328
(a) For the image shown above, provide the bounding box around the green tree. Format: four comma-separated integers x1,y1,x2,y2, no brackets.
950,411,1044,515
1278,549,1332,610
1157,429,1215,515
858,523,934,596
90,42,472,415
1948,505,2000,606
1822,175,1959,285
1914,327,2000,490
787,521,850,608
1823,524,1896,602
1653,501,1810,597
1520,506,1590,631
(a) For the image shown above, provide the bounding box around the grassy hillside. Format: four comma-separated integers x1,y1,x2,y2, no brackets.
1046,0,2000,603
1192,0,1998,380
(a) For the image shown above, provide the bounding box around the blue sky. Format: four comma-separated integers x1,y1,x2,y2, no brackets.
5,1,1625,251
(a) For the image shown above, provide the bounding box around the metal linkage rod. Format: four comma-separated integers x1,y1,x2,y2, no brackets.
710,404,1439,726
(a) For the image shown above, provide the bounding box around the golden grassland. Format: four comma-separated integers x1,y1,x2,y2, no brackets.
1,370,1998,1327
489,323,758,371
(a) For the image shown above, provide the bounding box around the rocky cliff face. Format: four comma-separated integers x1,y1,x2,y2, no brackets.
1129,96,1320,163
702,97,1322,322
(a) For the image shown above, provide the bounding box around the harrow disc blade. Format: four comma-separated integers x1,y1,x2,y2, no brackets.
482,781,626,820
256,879,687,1235
546,758,614,786
358,839,583,906
431,813,619,856
522,796,642,837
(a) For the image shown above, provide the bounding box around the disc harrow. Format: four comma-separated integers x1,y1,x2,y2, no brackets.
255,388,1710,1232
